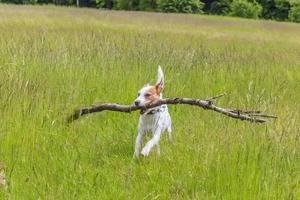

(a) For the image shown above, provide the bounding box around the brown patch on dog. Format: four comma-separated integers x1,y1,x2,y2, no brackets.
144,86,161,104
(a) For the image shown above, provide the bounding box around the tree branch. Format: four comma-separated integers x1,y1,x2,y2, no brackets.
68,95,276,124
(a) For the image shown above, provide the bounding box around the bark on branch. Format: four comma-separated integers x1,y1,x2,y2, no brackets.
68,94,276,124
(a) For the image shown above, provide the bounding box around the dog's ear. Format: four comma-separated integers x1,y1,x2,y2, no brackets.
155,79,163,94
156,65,164,95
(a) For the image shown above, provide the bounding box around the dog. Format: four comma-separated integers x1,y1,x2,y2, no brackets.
133,66,172,159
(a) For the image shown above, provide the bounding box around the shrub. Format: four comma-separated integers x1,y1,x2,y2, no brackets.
209,0,232,15
114,0,139,10
65,0,75,5
95,0,105,8
37,0,53,4
274,0,291,20
114,0,132,9
139,0,157,11
157,0,178,12
289,2,300,22
158,0,204,14
273,0,291,20
230,0,262,19
21,0,38,4
257,0,291,20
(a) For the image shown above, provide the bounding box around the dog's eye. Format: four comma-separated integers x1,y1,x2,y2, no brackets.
137,93,140,97
144,93,151,97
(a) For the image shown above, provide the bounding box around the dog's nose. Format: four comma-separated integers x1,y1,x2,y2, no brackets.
134,100,140,106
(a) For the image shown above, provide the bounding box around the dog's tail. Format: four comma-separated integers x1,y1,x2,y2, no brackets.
157,65,164,88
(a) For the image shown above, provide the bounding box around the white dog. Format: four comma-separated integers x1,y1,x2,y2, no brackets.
133,66,172,159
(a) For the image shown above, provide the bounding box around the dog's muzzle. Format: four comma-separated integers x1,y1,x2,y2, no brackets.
134,100,140,106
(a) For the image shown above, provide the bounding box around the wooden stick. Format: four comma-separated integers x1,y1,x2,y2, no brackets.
68,95,276,124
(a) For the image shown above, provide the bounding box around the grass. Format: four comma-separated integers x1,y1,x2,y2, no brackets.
0,4,300,199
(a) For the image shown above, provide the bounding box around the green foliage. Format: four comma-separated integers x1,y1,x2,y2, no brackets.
24,0,38,4
256,0,275,19
209,0,232,14
1,0,23,4
208,0,298,23
139,0,157,11
257,0,291,20
230,0,262,18
95,0,105,8
114,0,139,10
65,0,75,5
6,0,39,4
273,0,291,20
158,0,204,13
158,0,178,12
114,0,132,9
289,2,300,22
36,0,53,4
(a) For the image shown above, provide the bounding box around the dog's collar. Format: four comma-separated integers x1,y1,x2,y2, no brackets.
140,105,167,115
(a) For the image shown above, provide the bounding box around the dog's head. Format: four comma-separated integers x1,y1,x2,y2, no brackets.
134,66,164,107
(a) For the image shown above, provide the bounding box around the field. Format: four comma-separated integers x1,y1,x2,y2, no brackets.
0,4,300,199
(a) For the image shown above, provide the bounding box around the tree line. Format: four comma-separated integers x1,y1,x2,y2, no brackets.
1,0,300,22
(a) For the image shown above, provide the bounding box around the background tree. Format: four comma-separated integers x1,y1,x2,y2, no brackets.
230,0,262,18
114,0,140,10
139,0,157,10
257,0,291,20
95,0,105,8
209,0,232,14
289,0,300,22
157,0,204,13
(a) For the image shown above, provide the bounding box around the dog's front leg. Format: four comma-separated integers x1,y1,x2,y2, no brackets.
141,128,161,157
133,130,144,159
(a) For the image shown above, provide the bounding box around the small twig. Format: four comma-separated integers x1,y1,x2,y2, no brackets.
68,94,276,124
230,109,261,114
205,93,227,101
247,113,277,119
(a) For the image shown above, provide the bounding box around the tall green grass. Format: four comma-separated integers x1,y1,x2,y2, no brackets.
0,5,300,199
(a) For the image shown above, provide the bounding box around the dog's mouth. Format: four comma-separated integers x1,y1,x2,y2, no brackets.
138,100,158,115
140,108,147,115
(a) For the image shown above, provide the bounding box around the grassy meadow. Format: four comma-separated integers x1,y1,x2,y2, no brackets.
0,5,300,199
